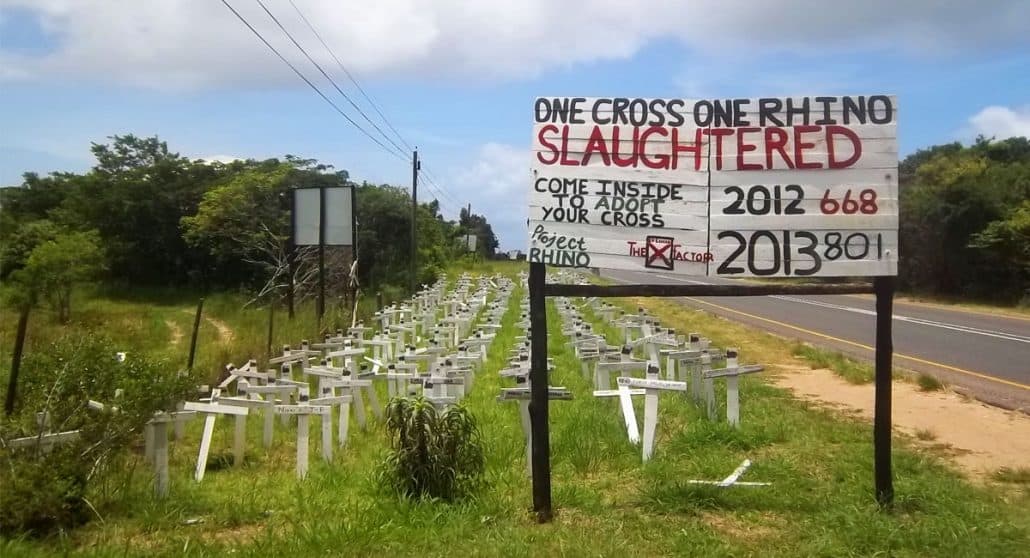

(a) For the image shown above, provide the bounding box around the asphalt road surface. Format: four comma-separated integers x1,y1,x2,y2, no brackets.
602,269,1030,411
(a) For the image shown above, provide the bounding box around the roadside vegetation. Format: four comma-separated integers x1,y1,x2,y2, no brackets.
0,134,1027,554
0,263,1026,556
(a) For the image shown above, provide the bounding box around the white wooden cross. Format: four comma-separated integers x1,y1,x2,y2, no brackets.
7,429,81,452
310,383,353,458
392,322,417,354
269,345,307,383
441,359,474,397
687,459,771,487
235,381,297,447
454,345,482,370
365,335,394,362
463,331,494,363
497,385,572,476
147,411,193,497
422,374,464,408
327,373,374,429
183,388,249,482
348,323,372,342
385,361,418,398
218,387,275,464
274,385,330,479
435,324,457,347
593,348,650,444
702,348,763,427
617,364,687,462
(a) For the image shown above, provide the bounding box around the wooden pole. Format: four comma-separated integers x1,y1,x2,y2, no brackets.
410,149,419,294
528,262,552,522
187,298,204,371
4,305,29,416
288,189,296,319
318,185,327,323
266,304,275,358
874,276,895,507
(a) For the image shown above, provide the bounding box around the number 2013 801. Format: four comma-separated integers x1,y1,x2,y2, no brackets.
716,230,886,276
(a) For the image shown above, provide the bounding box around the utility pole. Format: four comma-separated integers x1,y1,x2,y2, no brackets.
410,149,420,294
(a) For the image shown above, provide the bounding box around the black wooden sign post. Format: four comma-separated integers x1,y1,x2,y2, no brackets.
526,261,895,521
528,263,552,520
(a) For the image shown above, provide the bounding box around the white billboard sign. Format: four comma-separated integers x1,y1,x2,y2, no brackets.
293,186,354,246
527,95,898,277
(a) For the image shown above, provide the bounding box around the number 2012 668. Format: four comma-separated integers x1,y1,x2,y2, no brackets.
715,230,886,276
721,185,879,215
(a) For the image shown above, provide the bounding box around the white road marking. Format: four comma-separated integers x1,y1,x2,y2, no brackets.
635,273,1030,344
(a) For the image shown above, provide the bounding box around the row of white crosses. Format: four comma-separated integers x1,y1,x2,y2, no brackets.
557,297,673,461
147,273,510,492
552,277,770,487
497,284,571,476
408,275,514,407
553,283,766,465
596,302,764,426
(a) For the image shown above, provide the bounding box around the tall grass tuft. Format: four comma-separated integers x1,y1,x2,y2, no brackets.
378,396,485,501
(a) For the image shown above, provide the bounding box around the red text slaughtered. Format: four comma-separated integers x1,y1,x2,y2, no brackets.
535,124,864,171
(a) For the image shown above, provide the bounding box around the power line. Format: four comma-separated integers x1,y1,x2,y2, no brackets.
219,0,408,163
283,0,464,208
286,0,413,154
253,0,410,162
419,170,462,208
420,168,462,206
224,0,466,214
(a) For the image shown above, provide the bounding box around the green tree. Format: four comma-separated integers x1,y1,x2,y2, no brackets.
899,136,1030,301
54,135,221,285
969,200,1030,301
458,207,500,258
10,231,105,323
0,219,60,278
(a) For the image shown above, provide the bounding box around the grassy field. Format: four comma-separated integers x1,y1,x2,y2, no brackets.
2,263,1028,556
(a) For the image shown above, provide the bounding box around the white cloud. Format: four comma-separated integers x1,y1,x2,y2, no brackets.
1,0,1027,90
447,142,528,249
966,106,1030,141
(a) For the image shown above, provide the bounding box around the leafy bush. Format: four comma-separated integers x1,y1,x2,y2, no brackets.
0,333,194,536
378,396,485,501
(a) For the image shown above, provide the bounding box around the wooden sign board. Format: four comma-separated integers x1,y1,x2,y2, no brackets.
528,95,898,277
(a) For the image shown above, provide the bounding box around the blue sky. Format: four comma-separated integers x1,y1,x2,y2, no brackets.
1,1,1028,250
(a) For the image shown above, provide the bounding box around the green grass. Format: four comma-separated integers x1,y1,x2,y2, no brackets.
992,467,1030,484
1,265,1028,556
917,373,945,392
791,343,875,384
914,428,938,442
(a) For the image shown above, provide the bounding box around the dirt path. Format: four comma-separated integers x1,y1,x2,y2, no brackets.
773,365,1030,479
205,316,234,344
165,319,183,346
179,310,235,344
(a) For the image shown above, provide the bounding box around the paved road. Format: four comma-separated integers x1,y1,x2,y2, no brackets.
602,269,1030,411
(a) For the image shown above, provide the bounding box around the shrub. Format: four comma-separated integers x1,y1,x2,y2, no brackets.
378,396,485,501
0,333,194,536
916,373,944,391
